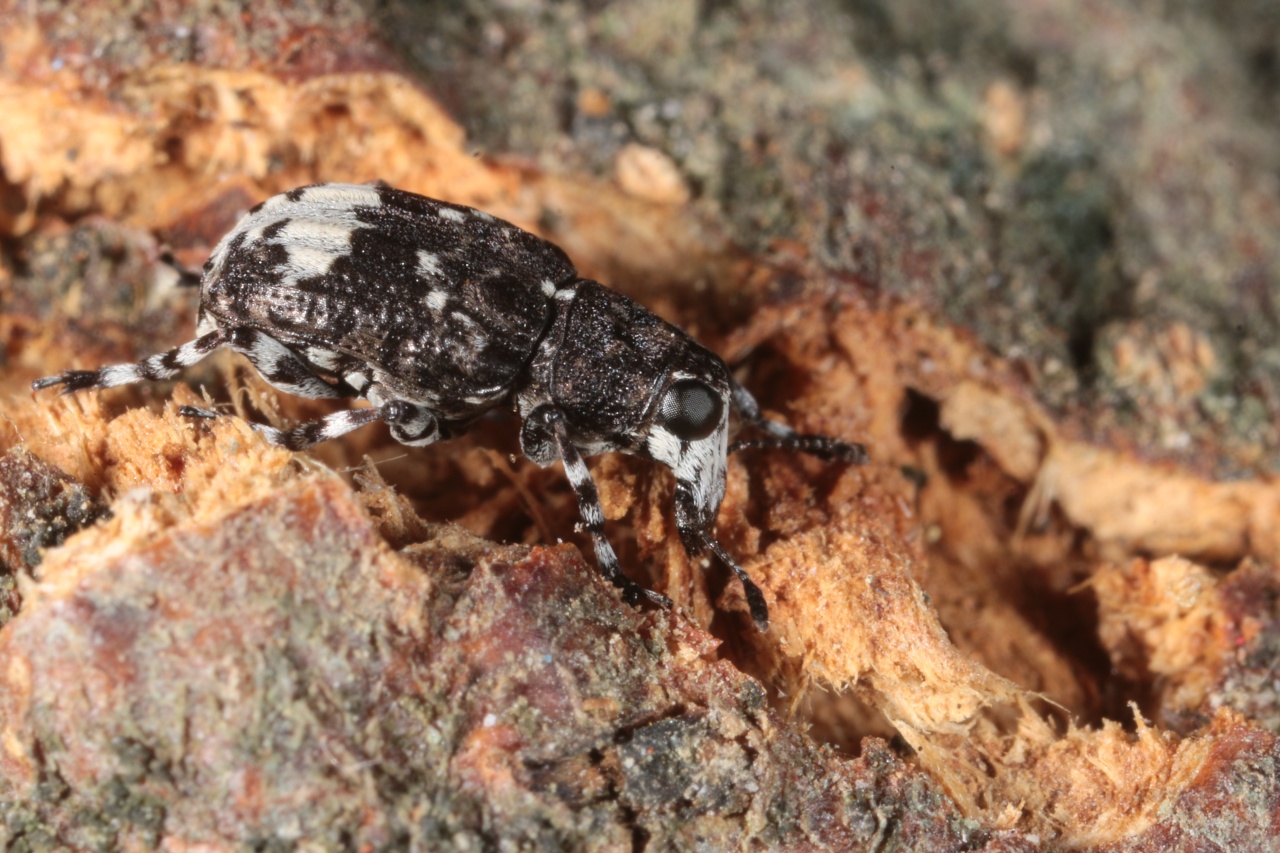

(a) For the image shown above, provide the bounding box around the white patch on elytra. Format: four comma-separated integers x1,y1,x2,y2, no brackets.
273,219,359,285
452,312,489,348
438,207,467,223
207,183,383,288
247,193,292,217
297,184,383,209
541,279,557,297
417,250,443,278
425,290,448,312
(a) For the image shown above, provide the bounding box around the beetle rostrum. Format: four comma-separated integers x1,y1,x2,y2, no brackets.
32,182,867,630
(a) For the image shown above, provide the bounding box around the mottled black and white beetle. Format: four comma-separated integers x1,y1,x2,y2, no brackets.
33,183,866,629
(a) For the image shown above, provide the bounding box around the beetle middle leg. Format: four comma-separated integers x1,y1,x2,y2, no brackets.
180,399,439,452
522,404,672,611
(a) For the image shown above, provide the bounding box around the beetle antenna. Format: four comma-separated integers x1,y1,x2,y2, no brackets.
730,433,869,465
699,533,770,631
729,380,868,464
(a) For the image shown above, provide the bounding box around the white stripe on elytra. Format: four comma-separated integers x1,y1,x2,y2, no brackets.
207,184,384,288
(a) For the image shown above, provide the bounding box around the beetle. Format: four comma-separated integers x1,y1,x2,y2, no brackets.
32,182,866,630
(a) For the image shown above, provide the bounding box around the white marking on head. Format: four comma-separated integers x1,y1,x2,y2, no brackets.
541,279,557,297
647,421,729,527
646,424,681,468
438,206,467,223
555,285,577,302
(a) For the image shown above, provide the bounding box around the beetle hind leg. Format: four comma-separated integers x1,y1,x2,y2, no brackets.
32,330,226,394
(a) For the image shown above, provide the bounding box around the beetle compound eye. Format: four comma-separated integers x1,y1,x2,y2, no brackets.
658,379,724,441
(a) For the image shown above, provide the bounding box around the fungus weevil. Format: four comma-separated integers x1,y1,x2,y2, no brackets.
32,182,867,630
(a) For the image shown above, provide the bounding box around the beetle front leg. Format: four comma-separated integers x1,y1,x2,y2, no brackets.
522,404,671,611
673,484,771,631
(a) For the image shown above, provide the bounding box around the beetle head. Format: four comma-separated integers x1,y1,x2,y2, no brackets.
644,366,731,540
641,348,772,630
639,348,774,622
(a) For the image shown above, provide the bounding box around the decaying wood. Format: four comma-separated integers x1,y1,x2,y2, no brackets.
1,2,1277,849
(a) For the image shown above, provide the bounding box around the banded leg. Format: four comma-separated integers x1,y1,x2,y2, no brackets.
226,328,355,399
691,518,771,632
180,399,432,452
32,331,226,394
524,404,671,610
729,381,868,464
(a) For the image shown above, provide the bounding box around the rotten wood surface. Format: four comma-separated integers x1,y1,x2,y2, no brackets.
1,1,1278,849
